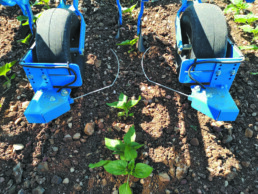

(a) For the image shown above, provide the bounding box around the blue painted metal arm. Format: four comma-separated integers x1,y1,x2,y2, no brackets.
137,1,145,36
116,0,122,26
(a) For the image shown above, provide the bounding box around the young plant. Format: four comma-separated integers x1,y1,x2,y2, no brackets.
234,13,258,24
250,72,258,75
116,37,139,53
17,34,32,45
0,61,17,88
89,126,153,194
239,44,258,50
240,25,258,41
122,3,137,16
224,0,252,14
106,93,141,117
32,0,50,9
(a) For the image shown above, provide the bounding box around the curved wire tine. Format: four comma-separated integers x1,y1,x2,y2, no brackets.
141,47,189,97
73,49,120,100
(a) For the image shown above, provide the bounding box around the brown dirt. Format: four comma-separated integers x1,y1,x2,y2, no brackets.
0,0,258,194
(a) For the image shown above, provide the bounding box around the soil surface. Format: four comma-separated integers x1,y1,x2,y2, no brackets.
0,0,258,194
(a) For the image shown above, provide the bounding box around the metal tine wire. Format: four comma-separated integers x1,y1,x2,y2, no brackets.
73,49,120,100
141,47,189,97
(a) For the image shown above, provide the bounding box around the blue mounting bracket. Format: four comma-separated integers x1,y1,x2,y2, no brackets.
189,86,239,121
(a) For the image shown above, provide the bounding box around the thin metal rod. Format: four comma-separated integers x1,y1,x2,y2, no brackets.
73,49,120,100
141,47,189,97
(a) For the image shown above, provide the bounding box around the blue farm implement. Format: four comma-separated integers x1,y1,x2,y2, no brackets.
141,0,255,121
0,0,119,123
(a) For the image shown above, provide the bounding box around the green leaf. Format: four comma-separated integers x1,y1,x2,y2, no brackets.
116,38,139,46
234,14,258,24
232,0,243,5
130,142,144,149
118,111,125,117
0,61,16,77
11,73,16,80
239,45,258,50
119,182,132,194
124,145,137,161
128,160,135,173
88,160,110,168
118,93,128,103
122,3,137,14
250,72,258,75
129,113,134,117
127,95,141,109
16,15,28,22
104,160,128,175
240,25,254,33
22,13,43,26
106,101,119,108
17,33,32,45
120,153,126,160
224,4,239,14
124,126,136,144
105,138,125,151
132,163,153,178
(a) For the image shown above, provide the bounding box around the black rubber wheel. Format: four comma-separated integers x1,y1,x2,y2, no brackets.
36,8,80,63
180,3,228,59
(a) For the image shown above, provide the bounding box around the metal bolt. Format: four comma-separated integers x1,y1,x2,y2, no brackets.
50,96,56,101
61,89,69,96
231,70,236,75
28,75,33,79
216,70,221,76
194,85,201,92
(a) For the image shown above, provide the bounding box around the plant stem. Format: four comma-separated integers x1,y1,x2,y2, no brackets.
5,76,10,82
127,174,130,184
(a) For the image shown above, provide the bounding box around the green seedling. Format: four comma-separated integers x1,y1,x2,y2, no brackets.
239,44,258,50
122,3,137,15
250,72,258,75
224,0,252,14
116,37,139,53
190,125,197,131
89,126,153,194
17,34,32,45
106,92,141,117
234,13,258,24
17,12,43,26
0,61,17,88
240,25,258,41
32,0,50,9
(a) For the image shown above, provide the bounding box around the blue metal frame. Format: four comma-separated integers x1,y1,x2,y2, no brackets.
175,0,246,121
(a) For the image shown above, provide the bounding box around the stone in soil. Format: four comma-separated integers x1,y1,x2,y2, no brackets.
63,178,69,184
18,189,25,194
52,147,58,152
51,175,62,184
32,186,45,194
37,162,49,172
226,172,237,181
159,172,170,182
13,144,24,151
73,133,81,140
190,138,199,146
8,185,16,194
180,179,187,185
223,135,233,144
245,128,253,138
63,134,72,142
84,122,95,135
176,164,189,180
22,101,30,109
13,162,23,184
